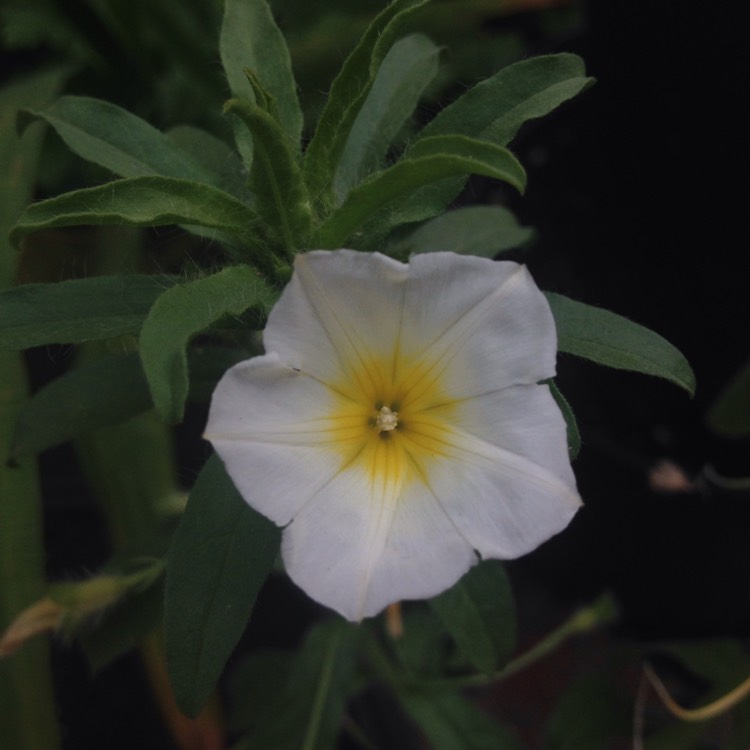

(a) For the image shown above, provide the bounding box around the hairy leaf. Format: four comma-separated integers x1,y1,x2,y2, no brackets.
302,0,429,205
333,33,440,200
221,0,302,166
0,274,176,350
10,176,262,248
20,96,219,183
139,264,276,423
317,136,526,247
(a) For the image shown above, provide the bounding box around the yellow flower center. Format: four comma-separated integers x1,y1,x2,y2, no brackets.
326,351,460,489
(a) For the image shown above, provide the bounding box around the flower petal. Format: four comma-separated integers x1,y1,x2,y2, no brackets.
282,459,477,620
411,386,581,558
264,250,409,400
433,383,577,489
399,253,557,399
204,353,355,525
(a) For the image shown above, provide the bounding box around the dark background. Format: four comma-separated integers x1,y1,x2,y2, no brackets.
508,0,750,640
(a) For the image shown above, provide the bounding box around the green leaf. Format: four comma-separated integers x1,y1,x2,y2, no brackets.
429,560,515,674
220,0,303,166
10,346,249,457
333,33,441,201
302,0,429,204
19,96,220,183
394,606,450,678
417,53,594,147
317,135,526,248
167,125,249,200
544,674,632,750
10,353,150,458
384,53,593,232
398,688,523,750
706,359,750,437
548,380,581,459
394,205,533,259
10,176,262,249
239,620,360,750
226,649,294,733
164,454,281,718
0,274,176,350
224,98,313,250
139,264,276,423
546,293,696,396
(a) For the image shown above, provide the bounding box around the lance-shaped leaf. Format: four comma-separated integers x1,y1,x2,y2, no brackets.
397,688,523,750
546,292,696,396
383,54,594,233
393,205,533,259
302,0,429,204
19,96,222,185
221,0,303,166
316,135,526,248
139,264,276,423
11,354,151,458
167,125,249,201
165,455,280,718
238,620,360,749
225,98,313,251
429,560,516,675
10,176,262,249
416,53,594,147
0,274,176,350
333,33,441,201
11,347,248,458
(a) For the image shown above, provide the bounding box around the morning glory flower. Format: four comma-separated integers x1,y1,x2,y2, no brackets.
204,250,581,621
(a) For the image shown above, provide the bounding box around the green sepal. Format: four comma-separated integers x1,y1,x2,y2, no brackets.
138,264,276,424
164,454,281,718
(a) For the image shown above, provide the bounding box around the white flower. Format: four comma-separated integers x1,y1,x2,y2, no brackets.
204,250,581,621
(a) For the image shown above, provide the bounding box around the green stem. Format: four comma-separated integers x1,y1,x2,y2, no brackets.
420,593,619,691
0,68,66,750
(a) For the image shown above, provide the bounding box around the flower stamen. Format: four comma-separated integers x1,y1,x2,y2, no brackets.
375,405,399,433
